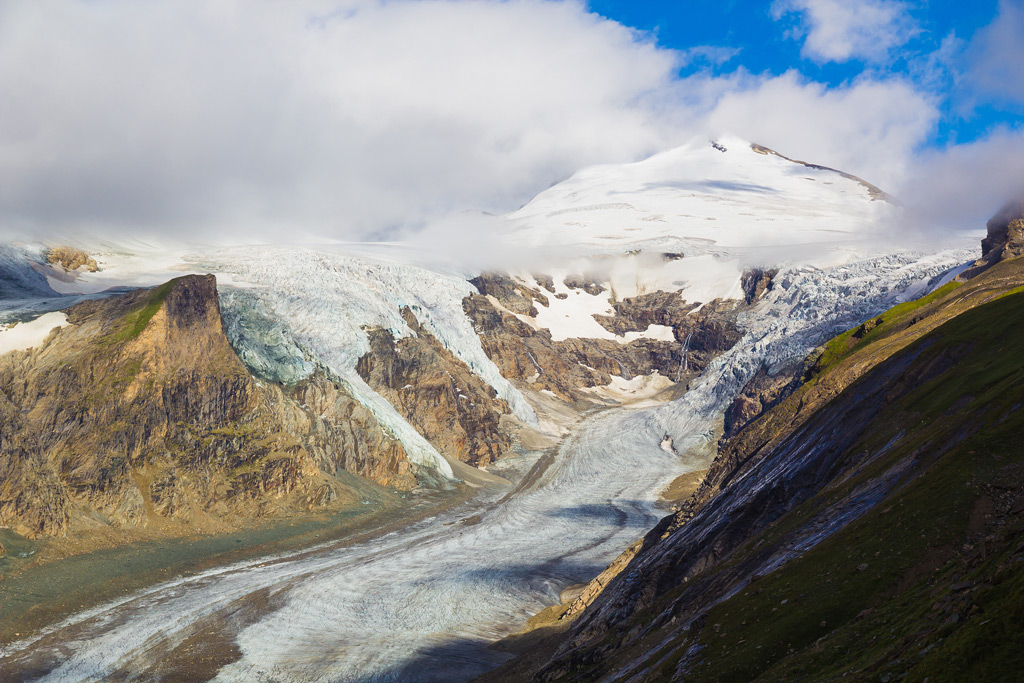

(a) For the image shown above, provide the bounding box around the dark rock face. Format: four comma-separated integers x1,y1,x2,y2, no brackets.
722,361,802,440
357,308,512,467
0,275,414,539
463,288,743,403
982,199,1024,262
740,267,778,304
469,273,548,316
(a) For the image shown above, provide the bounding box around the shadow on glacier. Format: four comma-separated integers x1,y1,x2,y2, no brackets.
456,557,608,590
542,501,658,530
614,180,779,195
362,636,515,683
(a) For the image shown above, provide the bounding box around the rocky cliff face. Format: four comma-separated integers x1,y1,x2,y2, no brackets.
463,274,743,404
0,275,415,540
982,198,1024,262
44,245,99,273
357,307,513,467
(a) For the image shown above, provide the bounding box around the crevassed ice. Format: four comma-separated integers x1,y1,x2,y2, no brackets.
191,246,537,477
653,246,975,453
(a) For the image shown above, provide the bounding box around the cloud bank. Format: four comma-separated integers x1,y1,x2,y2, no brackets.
0,0,684,241
0,0,1021,245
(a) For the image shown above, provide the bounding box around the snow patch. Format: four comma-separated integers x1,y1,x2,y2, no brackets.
0,312,68,355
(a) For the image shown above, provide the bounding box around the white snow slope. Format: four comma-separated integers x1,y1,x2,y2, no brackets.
506,135,894,253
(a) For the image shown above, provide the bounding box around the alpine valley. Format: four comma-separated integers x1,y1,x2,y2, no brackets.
1,137,1021,683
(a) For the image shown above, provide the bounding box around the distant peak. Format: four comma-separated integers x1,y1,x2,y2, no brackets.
749,142,895,204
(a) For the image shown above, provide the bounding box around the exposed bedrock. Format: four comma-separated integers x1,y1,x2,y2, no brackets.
44,245,99,273
357,308,513,467
469,273,548,317
463,277,744,404
982,198,1024,262
0,275,415,540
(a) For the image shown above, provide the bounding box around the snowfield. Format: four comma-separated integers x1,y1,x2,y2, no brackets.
505,135,895,253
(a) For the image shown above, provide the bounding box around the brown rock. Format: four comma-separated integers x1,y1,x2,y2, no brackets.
45,245,99,272
0,275,415,539
357,308,512,467
741,268,778,304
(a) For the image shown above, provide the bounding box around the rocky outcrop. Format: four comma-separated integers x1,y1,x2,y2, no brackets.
721,360,801,440
959,199,1024,279
592,291,700,335
44,246,98,272
464,292,743,404
469,273,548,316
740,267,778,304
0,275,415,539
562,274,605,296
357,308,512,467
981,198,1024,262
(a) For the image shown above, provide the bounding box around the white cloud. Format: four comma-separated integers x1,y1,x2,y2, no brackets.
0,0,685,241
678,45,741,68
0,0,1004,246
966,0,1024,105
772,0,918,63
691,70,938,190
896,127,1024,236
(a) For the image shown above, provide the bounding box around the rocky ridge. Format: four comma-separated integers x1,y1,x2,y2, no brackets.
357,307,513,467
463,273,745,404
0,275,415,540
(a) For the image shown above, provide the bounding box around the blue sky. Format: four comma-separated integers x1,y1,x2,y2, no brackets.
591,0,1017,147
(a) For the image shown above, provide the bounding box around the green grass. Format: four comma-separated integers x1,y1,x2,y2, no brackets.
102,279,177,344
680,290,1024,681
807,281,962,382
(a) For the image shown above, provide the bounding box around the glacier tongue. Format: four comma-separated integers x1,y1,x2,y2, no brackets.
191,245,538,478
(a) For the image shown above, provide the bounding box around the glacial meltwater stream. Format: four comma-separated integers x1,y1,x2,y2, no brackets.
0,403,695,682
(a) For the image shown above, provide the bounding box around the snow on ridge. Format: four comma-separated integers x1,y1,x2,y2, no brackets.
650,246,976,456
0,312,68,355
503,135,895,254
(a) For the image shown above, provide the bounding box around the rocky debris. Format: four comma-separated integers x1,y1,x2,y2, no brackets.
534,274,556,293
562,274,606,296
44,246,98,272
357,308,513,467
0,275,415,539
469,273,547,316
740,267,778,304
592,291,700,336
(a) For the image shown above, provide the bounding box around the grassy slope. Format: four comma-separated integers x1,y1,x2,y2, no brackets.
652,289,1024,682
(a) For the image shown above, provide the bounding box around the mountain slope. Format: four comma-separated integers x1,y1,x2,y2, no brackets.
0,275,414,540
505,136,894,254
483,250,1024,682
